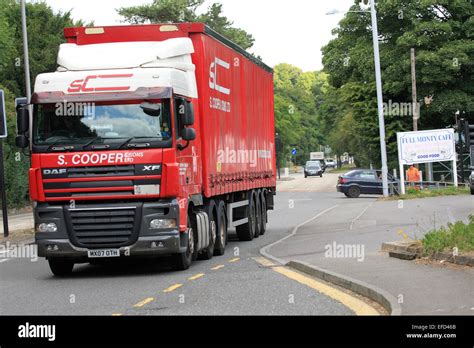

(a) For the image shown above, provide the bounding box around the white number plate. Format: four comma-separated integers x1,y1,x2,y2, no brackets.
87,249,120,258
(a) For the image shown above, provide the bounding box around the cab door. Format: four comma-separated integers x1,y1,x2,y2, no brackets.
173,97,200,196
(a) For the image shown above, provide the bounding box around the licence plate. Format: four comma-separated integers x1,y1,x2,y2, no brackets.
87,249,120,258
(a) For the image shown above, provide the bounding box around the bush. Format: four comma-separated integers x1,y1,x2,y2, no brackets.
0,85,30,209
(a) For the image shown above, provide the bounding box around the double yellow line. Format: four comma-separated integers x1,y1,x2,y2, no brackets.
254,257,379,316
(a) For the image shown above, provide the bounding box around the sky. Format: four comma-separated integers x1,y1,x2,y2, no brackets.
45,0,354,72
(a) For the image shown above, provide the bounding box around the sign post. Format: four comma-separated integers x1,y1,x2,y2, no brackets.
0,90,9,237
397,129,457,195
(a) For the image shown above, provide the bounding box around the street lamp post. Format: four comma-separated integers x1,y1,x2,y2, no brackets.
327,1,390,197
21,0,32,142
369,0,389,197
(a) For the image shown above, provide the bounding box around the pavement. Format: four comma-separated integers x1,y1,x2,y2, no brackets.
0,171,472,315
0,212,34,236
267,183,474,315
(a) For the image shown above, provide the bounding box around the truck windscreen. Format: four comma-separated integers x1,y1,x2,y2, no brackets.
33,100,172,150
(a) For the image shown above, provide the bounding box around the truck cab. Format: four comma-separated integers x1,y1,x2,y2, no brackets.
16,29,203,274
15,24,276,276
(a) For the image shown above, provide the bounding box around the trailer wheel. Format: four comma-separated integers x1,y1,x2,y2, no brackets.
236,191,256,241
254,192,262,238
172,214,195,271
214,200,227,256
48,259,74,277
259,190,267,235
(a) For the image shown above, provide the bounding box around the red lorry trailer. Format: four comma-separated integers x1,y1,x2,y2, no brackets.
15,23,276,275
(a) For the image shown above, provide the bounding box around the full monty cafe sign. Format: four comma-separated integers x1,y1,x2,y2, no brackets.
397,129,456,165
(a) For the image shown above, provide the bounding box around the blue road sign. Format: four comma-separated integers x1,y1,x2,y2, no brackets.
291,148,297,156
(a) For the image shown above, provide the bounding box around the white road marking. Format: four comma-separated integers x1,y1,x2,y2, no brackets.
350,203,373,230
260,205,339,265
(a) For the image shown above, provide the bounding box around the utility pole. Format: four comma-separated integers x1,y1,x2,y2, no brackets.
410,48,418,132
412,48,433,181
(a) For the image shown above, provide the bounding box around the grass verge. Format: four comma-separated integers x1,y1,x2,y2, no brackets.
387,186,470,200
422,215,474,256
329,165,357,174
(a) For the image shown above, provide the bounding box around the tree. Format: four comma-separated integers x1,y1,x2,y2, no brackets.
0,0,84,208
273,64,326,165
321,0,473,168
117,0,255,49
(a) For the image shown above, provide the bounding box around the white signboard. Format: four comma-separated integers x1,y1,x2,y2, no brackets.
397,128,457,194
397,129,455,165
310,152,325,160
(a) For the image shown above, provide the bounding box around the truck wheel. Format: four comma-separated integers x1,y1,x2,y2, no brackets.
254,193,262,238
172,214,195,271
214,200,227,256
199,204,217,260
48,259,74,276
236,192,256,241
259,191,267,235
348,186,361,198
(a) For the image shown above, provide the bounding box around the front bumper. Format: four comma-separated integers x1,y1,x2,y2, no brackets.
34,200,186,261
37,234,182,261
305,171,322,176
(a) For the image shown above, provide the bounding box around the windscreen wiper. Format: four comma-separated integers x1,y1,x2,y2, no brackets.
47,143,76,152
82,137,120,150
119,137,153,149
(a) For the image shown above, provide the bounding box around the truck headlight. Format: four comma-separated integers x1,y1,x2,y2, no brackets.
150,219,176,229
37,223,58,233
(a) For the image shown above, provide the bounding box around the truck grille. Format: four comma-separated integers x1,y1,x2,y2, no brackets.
67,207,138,248
42,165,161,201
67,165,135,178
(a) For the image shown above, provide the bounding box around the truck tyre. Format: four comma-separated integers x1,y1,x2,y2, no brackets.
199,203,217,260
254,192,262,238
236,191,256,241
348,186,361,198
259,190,267,235
214,200,227,256
48,259,74,276
172,214,196,271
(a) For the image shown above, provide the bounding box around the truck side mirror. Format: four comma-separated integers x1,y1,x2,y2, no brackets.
182,101,194,126
15,134,28,148
0,90,7,139
15,106,29,149
17,107,29,134
182,127,196,141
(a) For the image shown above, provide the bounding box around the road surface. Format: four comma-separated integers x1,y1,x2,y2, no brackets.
2,172,470,315
0,173,371,316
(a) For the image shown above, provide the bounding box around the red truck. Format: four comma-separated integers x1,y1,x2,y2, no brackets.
15,23,276,276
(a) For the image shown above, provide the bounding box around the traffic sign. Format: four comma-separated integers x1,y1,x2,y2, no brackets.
291,148,297,156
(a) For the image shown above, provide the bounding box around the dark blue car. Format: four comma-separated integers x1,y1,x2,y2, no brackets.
337,169,399,198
